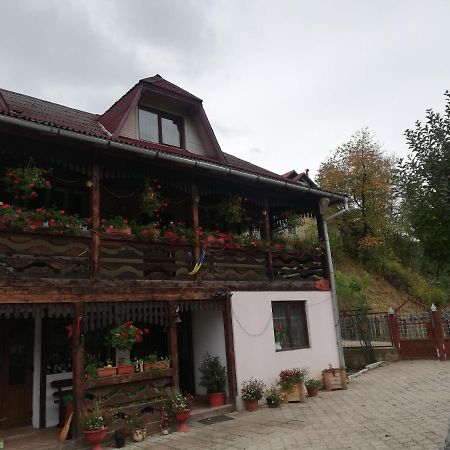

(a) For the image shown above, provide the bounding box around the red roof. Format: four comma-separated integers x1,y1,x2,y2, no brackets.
0,79,343,198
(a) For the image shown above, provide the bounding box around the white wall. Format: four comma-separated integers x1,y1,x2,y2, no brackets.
191,310,228,395
231,291,339,404
32,313,42,428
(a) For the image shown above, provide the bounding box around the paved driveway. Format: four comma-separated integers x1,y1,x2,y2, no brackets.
129,360,450,449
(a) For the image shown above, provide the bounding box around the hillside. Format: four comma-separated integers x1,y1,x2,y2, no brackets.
334,256,411,312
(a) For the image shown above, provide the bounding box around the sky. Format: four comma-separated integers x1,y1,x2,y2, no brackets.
1,0,450,179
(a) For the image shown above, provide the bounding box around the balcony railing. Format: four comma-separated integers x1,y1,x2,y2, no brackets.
0,229,326,285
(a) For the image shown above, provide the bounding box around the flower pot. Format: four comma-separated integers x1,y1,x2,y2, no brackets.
208,392,225,407
105,225,131,235
83,427,108,450
97,367,116,377
266,397,279,408
144,360,170,371
307,386,319,398
322,369,348,391
175,409,191,432
244,399,259,412
117,364,134,375
132,427,147,442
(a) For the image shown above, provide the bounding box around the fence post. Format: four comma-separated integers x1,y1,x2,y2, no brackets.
431,304,446,361
388,307,402,358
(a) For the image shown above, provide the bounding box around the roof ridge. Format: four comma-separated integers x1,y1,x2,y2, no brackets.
0,88,99,117
140,75,202,101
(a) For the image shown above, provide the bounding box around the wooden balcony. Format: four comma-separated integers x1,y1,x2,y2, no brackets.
0,229,327,287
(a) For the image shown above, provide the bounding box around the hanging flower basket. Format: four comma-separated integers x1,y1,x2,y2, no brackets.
3,166,51,202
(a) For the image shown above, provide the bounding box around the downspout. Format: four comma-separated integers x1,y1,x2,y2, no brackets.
321,198,349,368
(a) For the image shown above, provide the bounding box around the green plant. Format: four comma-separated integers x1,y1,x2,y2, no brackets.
3,166,51,201
161,389,193,417
305,378,321,390
102,216,129,229
133,222,160,240
110,321,143,351
273,323,287,344
217,196,246,226
81,407,106,431
141,179,167,218
85,362,98,379
265,383,282,404
143,353,158,363
199,353,227,394
0,204,29,228
126,412,146,430
278,368,309,391
241,378,265,401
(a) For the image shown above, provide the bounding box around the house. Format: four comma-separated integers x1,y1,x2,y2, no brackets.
0,75,347,441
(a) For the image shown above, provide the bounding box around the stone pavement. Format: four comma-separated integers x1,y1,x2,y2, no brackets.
124,360,450,449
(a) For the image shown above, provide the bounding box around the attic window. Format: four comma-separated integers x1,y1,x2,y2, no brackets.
138,107,183,148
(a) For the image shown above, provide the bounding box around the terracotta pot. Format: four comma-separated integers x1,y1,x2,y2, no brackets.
245,399,258,412
83,427,108,450
105,225,131,235
175,409,191,432
307,386,319,398
117,364,134,375
97,367,116,377
208,392,225,407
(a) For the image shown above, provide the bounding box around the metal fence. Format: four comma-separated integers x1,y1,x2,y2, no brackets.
340,312,393,347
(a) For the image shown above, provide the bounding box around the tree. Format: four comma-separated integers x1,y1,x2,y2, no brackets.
396,92,450,275
317,129,396,250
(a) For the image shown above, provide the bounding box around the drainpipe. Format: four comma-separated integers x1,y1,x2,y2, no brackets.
320,198,349,368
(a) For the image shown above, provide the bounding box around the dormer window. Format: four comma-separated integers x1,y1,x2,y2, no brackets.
138,107,184,148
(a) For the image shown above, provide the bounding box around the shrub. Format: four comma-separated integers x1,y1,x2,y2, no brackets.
199,353,227,394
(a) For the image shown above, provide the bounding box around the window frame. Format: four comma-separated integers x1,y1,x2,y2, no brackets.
138,106,185,149
271,300,310,352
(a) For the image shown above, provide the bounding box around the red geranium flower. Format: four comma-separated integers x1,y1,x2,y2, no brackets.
144,328,150,334
124,321,132,328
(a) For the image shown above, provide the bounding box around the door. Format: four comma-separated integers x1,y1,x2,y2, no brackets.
0,319,34,429
177,312,196,395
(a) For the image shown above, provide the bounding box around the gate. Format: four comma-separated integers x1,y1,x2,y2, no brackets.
392,299,446,359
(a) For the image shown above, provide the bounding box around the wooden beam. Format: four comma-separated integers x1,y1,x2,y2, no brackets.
223,295,237,403
263,205,274,281
71,302,85,438
90,164,101,279
168,304,179,389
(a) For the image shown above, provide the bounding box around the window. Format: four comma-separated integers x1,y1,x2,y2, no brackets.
272,301,309,351
138,107,183,148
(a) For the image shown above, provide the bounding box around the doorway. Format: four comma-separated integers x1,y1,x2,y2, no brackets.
0,319,34,429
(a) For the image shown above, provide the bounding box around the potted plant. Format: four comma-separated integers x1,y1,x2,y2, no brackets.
322,365,348,391
199,353,227,407
113,428,127,448
81,407,108,450
103,216,131,235
162,389,193,433
3,166,51,202
278,367,309,403
241,378,265,412
127,413,147,442
85,362,98,380
305,378,321,397
216,195,246,226
97,360,116,378
265,384,282,408
110,321,143,372
141,179,167,219
273,323,287,351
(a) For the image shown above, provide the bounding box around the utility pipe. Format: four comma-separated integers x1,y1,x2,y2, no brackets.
0,114,348,202
321,198,349,368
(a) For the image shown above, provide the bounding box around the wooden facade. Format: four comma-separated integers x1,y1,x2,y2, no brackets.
0,76,345,441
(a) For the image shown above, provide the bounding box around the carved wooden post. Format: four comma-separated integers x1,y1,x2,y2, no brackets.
90,164,101,279
222,294,237,403
168,304,179,389
388,307,402,358
262,202,274,281
431,304,446,360
72,302,85,438
316,214,330,280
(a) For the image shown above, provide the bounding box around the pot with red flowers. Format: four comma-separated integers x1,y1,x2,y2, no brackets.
110,321,144,371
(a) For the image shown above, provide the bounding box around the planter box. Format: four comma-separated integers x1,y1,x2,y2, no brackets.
97,367,117,378
322,369,348,391
117,364,134,375
144,360,170,371
281,383,306,403
105,225,131,235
